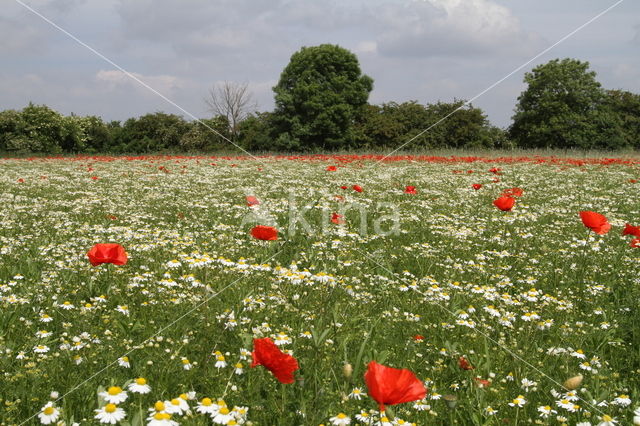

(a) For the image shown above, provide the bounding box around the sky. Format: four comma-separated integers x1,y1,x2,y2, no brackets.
1,0,639,128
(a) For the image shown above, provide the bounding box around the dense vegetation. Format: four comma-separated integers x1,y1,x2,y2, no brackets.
0,46,638,154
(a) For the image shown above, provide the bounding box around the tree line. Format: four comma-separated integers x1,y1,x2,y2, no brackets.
1,45,639,154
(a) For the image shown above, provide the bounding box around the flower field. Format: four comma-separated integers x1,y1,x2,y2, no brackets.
1,154,639,425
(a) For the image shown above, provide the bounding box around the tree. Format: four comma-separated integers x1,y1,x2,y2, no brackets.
354,100,508,149
179,116,231,151
272,44,373,150
204,81,256,141
509,58,625,149
605,89,640,148
118,112,191,152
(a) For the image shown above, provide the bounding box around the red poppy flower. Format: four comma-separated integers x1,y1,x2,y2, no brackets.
246,196,260,206
365,361,426,411
106,214,118,221
502,187,523,197
473,378,491,388
493,196,515,211
458,356,474,370
251,338,299,384
622,223,640,238
489,167,501,175
404,186,417,194
631,238,640,248
331,213,345,224
340,185,348,190
629,179,637,183
87,244,128,266
327,165,337,171
17,178,24,183
353,185,363,193
90,176,99,180
579,211,611,235
413,335,424,342
251,225,278,241
472,184,482,190
492,178,500,183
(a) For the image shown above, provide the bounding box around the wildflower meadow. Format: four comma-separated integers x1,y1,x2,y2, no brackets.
1,153,639,425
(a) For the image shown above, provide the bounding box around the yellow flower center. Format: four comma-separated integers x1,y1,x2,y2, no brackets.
170,398,180,405
181,359,190,364
105,404,117,413
201,398,212,406
217,355,225,361
43,406,55,415
602,415,613,421
135,377,146,385
179,393,188,400
219,407,230,415
337,413,347,419
121,357,129,362
107,386,122,395
154,401,165,411
235,363,243,368
85,303,92,308
154,412,171,420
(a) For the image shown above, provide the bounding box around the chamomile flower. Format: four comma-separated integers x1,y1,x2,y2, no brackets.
355,411,373,422
212,406,234,424
38,402,60,425
35,330,52,338
94,403,126,424
182,357,193,370
116,305,129,315
33,345,50,353
164,397,189,415
100,386,128,404
612,394,631,407
234,362,244,374
484,406,498,416
118,356,131,368
538,405,556,418
128,377,151,394
508,395,526,408
348,387,366,400
147,412,178,426
329,413,351,425
196,397,216,415
597,414,617,425
214,354,227,369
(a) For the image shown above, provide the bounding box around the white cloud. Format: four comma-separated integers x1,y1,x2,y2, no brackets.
375,0,544,57
95,70,185,97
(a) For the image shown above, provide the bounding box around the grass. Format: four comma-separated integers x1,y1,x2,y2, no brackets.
0,153,639,425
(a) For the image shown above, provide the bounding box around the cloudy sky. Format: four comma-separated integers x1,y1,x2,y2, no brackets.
1,0,638,127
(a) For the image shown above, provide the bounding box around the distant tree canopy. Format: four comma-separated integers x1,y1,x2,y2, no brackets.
271,44,374,150
1,53,639,154
509,58,632,150
353,100,510,150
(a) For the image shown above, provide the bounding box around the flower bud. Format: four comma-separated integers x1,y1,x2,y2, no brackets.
342,363,353,379
563,374,583,390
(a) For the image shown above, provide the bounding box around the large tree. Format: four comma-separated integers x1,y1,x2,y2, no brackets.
272,44,373,150
509,58,626,149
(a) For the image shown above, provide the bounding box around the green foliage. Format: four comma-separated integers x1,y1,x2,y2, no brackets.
116,112,191,153
509,58,628,149
77,116,113,153
605,89,640,148
237,112,276,151
0,109,23,152
354,100,508,149
179,116,231,152
272,44,374,150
